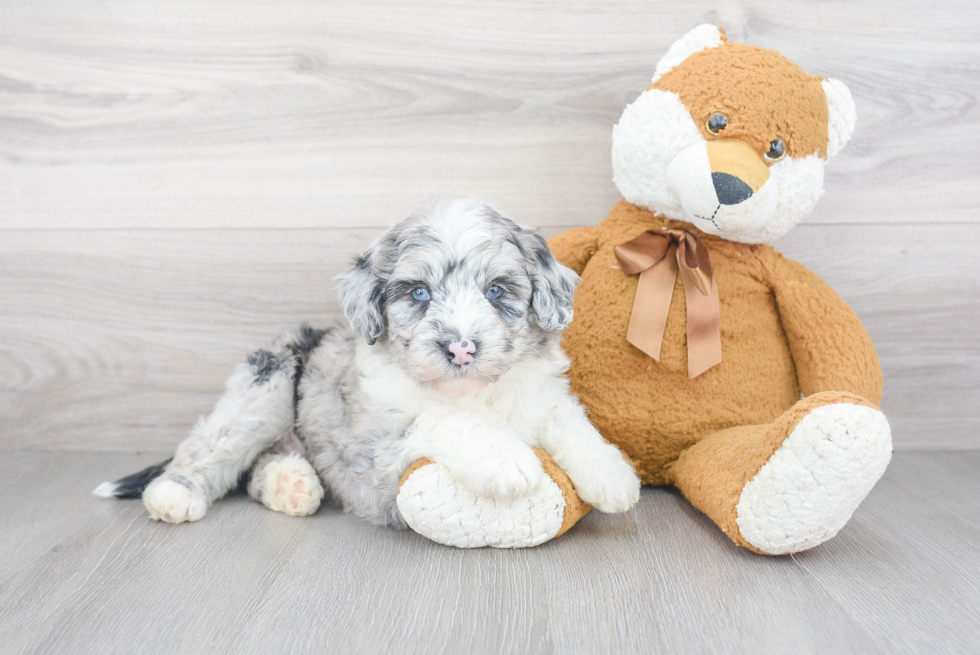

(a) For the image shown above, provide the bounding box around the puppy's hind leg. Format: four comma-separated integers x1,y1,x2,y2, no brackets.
142,348,299,523
247,432,324,517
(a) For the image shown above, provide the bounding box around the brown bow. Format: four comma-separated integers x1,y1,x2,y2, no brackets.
613,228,722,378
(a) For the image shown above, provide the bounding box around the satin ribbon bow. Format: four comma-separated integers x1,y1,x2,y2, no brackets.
613,228,722,378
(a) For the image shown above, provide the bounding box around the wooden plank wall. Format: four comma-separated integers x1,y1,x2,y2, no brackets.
1,0,977,450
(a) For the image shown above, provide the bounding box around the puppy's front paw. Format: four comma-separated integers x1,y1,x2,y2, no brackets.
455,446,547,498
143,476,208,523
571,450,641,513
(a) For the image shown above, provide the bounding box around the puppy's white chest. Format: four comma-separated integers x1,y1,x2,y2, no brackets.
452,384,541,442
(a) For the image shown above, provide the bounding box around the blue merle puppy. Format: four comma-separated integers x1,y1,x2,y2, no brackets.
95,198,640,529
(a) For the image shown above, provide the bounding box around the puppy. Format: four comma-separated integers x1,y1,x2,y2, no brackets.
94,198,641,529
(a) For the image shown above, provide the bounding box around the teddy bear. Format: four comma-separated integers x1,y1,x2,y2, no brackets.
396,25,892,554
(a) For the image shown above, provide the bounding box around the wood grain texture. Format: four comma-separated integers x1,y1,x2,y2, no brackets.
1,223,976,451
0,0,977,451
776,224,980,450
0,450,978,654
0,0,978,230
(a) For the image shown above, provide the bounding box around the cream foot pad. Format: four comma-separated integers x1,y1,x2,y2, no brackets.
397,450,591,549
736,403,892,555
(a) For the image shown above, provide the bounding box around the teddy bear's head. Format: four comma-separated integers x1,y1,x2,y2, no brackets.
611,24,856,244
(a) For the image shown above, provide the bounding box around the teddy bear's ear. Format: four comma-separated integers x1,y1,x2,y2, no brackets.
822,78,857,158
651,24,726,84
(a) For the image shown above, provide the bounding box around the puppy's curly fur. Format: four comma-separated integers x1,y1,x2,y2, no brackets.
95,199,640,526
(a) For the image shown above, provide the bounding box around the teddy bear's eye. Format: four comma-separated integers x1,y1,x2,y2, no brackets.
706,112,728,136
765,139,786,162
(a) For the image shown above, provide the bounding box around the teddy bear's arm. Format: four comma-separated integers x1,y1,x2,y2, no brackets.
767,253,883,405
546,226,602,274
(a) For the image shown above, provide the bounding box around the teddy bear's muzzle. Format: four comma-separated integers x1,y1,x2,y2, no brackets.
666,138,778,239
711,172,754,205
705,139,770,196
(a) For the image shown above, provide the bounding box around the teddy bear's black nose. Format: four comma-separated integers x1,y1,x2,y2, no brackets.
712,172,754,205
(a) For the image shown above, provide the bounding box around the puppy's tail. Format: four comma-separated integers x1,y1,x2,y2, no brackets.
92,458,172,499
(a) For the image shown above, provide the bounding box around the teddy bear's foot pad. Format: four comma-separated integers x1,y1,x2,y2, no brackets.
736,403,892,554
397,462,566,548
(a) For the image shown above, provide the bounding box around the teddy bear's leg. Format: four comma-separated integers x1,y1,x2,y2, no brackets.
396,449,592,548
669,391,892,555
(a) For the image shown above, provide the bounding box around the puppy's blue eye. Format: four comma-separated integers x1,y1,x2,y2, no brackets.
411,287,430,302
485,285,503,300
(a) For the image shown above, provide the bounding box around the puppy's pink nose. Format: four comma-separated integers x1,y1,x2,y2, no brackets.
444,340,477,366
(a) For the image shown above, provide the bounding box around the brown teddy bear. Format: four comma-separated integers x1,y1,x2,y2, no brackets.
398,25,892,554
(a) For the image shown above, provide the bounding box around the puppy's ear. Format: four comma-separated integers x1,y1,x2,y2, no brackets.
336,250,386,345
520,231,580,331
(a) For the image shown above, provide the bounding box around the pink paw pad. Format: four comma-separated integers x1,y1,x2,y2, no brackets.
268,464,323,516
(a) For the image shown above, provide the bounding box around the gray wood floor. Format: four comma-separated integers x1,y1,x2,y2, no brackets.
1,450,978,655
